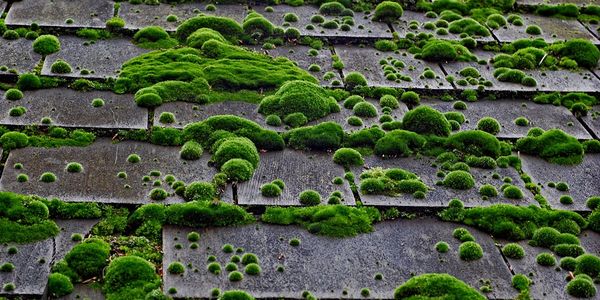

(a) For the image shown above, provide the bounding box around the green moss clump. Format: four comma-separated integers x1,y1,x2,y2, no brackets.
502,243,525,259
402,106,451,137
435,241,449,253
47,273,73,297
560,39,600,68
213,137,259,169
91,98,104,107
299,190,321,206
221,158,255,182
476,117,500,135
567,276,597,298
184,181,216,201
207,262,221,274
66,162,83,173
394,273,485,299
261,183,282,197
448,18,490,37
17,73,41,90
184,115,284,151
115,41,316,98
345,72,368,89
245,263,261,275
221,290,255,300
103,256,160,298
575,254,600,278
374,130,425,157
360,167,427,196
133,26,177,49
479,184,498,197
459,241,483,261
262,205,380,237
421,40,457,62
283,112,308,128
167,262,185,274
373,1,403,23
64,238,110,280
50,59,72,74
106,17,125,30
243,12,275,38
443,170,474,190
284,121,343,151
536,252,556,266
186,28,227,49
447,130,502,158
502,185,523,199
333,148,364,167
32,35,60,55
5,89,23,101
176,15,243,42
516,129,583,165
525,25,542,35
353,101,377,118
511,274,530,292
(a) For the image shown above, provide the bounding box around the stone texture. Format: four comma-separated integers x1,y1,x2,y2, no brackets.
5,0,113,28
0,38,41,76
0,88,148,130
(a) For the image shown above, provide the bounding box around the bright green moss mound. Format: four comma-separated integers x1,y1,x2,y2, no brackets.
103,256,160,300
183,115,284,151
262,205,381,237
176,15,243,43
114,41,316,97
133,26,178,49
402,106,451,137
0,192,60,243
186,28,228,49
516,129,584,165
360,167,428,196
394,273,485,299
440,204,587,240
259,80,339,122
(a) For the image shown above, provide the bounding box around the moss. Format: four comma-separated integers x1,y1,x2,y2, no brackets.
402,106,451,137
50,59,72,74
221,290,255,300
124,154,140,164
536,252,556,266
511,274,530,292
503,185,523,199
353,101,377,118
443,171,474,190
289,238,301,246
179,140,203,160
66,162,83,173
221,158,255,182
284,113,308,128
90,98,105,108
39,172,57,183
243,12,275,38
261,183,282,197
149,188,168,201
587,196,600,210
206,262,221,275
476,117,500,135
284,121,343,151
32,35,60,55
373,1,403,23
64,238,110,280
168,262,185,274
5,89,23,101
575,254,600,278
133,26,177,49
3,30,19,40
105,17,125,30
17,73,42,90
516,129,583,165
525,25,542,35
47,273,73,297
345,72,368,89
502,243,525,259
244,263,261,275
374,129,425,157
560,39,600,68
262,205,380,237
344,95,365,109
435,241,449,253
459,241,483,261
394,273,485,299
184,181,216,201
479,184,498,197
567,276,597,298
299,190,321,206
213,137,259,169
448,18,490,37
259,80,336,122
103,256,160,297
333,148,364,167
